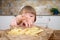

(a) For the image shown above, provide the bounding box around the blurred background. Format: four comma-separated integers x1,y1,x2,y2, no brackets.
0,0,60,15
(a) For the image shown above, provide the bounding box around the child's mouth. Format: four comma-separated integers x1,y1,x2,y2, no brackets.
23,23,25,26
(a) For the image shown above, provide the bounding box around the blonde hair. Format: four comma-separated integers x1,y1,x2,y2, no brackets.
19,6,36,22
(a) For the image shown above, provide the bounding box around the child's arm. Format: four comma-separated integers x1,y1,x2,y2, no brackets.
10,15,25,28
10,17,18,28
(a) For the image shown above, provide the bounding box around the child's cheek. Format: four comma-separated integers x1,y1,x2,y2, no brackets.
27,18,34,23
30,17,35,21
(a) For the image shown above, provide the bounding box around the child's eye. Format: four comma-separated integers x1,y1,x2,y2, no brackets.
30,16,33,17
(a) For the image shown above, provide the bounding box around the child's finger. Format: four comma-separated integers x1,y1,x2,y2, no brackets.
28,23,31,27
28,20,33,27
23,21,28,27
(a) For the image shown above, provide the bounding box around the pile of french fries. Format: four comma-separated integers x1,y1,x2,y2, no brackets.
7,27,44,36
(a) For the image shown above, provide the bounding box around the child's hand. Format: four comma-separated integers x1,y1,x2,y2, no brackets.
16,15,26,25
19,14,33,27
20,19,33,28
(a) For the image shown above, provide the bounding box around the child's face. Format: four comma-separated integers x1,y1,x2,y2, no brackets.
22,11,35,22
